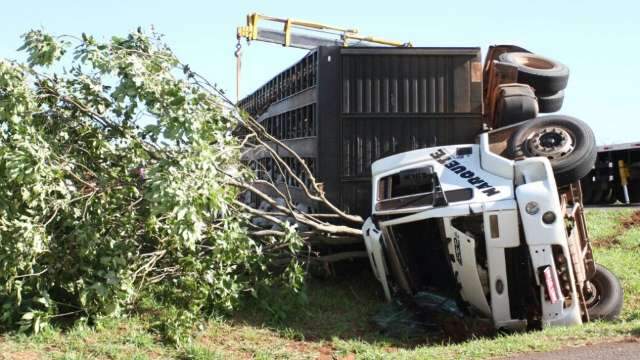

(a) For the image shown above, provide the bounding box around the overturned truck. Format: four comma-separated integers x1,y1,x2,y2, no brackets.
363,124,623,329
239,44,623,330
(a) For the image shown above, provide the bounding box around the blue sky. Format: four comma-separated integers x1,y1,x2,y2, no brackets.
1,0,637,144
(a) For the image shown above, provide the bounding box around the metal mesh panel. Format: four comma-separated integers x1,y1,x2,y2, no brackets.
238,51,318,117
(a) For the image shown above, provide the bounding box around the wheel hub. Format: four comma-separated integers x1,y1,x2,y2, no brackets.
526,127,575,160
583,281,600,308
511,53,556,70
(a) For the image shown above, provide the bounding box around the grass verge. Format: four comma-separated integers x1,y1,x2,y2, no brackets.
1,209,639,359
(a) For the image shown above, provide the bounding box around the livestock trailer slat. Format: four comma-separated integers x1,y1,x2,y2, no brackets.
240,46,483,218
340,54,479,115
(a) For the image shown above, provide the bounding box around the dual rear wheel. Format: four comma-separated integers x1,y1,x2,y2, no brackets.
497,52,596,185
498,52,569,116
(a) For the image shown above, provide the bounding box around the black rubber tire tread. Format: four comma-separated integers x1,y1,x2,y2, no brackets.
499,52,570,94
508,115,597,186
494,85,539,127
537,90,565,113
587,263,623,321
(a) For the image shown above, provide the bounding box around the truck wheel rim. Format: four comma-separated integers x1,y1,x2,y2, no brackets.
584,281,601,308
526,127,575,160
511,53,556,70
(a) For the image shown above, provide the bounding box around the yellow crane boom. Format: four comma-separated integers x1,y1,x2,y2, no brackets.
234,13,412,101
237,13,412,49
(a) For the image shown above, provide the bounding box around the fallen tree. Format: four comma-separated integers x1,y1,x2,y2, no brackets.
0,29,362,343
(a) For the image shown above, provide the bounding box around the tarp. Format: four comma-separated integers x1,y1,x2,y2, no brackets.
372,291,464,339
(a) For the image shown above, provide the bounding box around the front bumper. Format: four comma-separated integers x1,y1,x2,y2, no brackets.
514,158,582,327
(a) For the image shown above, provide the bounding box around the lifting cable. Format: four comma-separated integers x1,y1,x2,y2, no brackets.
235,40,242,103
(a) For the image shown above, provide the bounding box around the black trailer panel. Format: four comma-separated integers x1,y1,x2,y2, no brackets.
581,142,640,204
340,47,482,114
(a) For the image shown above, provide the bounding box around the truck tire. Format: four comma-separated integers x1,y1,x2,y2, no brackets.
537,90,565,113
499,52,569,94
585,264,623,321
508,115,597,186
494,85,539,127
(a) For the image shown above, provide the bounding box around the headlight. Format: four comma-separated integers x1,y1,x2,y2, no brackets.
525,201,540,215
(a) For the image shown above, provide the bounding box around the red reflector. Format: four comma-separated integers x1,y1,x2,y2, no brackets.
543,266,559,304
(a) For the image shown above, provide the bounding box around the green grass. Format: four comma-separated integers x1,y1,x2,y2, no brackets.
589,209,640,321
1,209,639,359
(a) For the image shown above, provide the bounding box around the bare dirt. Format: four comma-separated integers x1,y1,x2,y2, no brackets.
591,210,640,248
621,210,640,229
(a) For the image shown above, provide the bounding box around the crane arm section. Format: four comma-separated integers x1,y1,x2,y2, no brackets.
237,13,412,50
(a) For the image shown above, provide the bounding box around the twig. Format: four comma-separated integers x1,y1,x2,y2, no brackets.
13,268,48,279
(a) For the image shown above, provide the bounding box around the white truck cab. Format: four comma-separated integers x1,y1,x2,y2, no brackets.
363,126,622,330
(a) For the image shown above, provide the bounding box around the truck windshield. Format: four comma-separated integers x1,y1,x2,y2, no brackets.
376,165,473,211
375,188,473,211
378,166,435,200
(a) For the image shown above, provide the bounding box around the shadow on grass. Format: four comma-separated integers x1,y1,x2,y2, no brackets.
231,260,497,350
